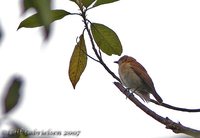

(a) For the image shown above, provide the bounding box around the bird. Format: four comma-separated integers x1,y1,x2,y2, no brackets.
114,55,163,103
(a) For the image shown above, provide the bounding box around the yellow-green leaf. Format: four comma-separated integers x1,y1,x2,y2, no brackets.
91,23,122,56
17,10,70,29
3,77,23,114
69,34,87,89
93,0,119,7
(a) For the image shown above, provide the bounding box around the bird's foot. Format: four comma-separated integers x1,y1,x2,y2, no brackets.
125,88,139,99
123,88,132,99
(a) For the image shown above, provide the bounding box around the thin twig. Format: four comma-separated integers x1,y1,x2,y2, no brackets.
150,99,200,112
80,47,100,63
98,47,102,58
69,12,81,16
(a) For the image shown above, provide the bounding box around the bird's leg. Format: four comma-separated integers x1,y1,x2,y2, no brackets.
123,88,131,99
124,88,139,99
126,87,139,99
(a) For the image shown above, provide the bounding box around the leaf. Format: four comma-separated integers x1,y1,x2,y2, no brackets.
21,0,53,39
3,77,23,114
91,23,122,56
17,10,70,29
33,0,52,39
93,0,119,7
82,0,95,7
21,0,34,13
22,0,51,12
0,23,3,43
69,34,87,89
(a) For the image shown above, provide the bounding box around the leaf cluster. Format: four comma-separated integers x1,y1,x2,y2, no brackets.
18,0,122,88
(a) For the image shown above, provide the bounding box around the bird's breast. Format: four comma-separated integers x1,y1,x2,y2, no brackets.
118,63,143,89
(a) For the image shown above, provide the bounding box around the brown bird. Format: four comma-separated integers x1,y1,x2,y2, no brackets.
114,55,163,103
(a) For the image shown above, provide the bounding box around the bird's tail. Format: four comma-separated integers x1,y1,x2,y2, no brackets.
133,90,151,103
131,89,163,103
151,91,163,103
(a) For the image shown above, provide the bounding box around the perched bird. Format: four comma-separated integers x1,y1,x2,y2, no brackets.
114,55,163,103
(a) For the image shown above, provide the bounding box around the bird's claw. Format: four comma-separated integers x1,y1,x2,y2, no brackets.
123,88,132,99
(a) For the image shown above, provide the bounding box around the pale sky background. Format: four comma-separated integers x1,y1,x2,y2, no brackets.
1,0,200,138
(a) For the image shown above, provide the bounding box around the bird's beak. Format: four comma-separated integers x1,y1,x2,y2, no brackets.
114,61,118,64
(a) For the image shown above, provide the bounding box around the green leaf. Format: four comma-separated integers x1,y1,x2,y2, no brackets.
69,34,87,89
33,0,51,25
3,77,23,114
91,23,122,56
21,0,52,26
18,10,70,29
82,0,95,7
0,23,3,42
93,0,119,7
22,0,51,12
21,0,52,39
22,0,34,12
70,0,85,10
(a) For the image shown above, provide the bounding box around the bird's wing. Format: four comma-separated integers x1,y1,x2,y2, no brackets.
130,61,155,91
130,60,163,103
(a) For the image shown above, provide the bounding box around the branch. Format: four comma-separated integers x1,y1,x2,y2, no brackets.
114,82,200,138
80,8,200,138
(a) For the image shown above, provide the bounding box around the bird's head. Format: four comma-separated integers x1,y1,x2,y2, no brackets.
114,55,136,65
